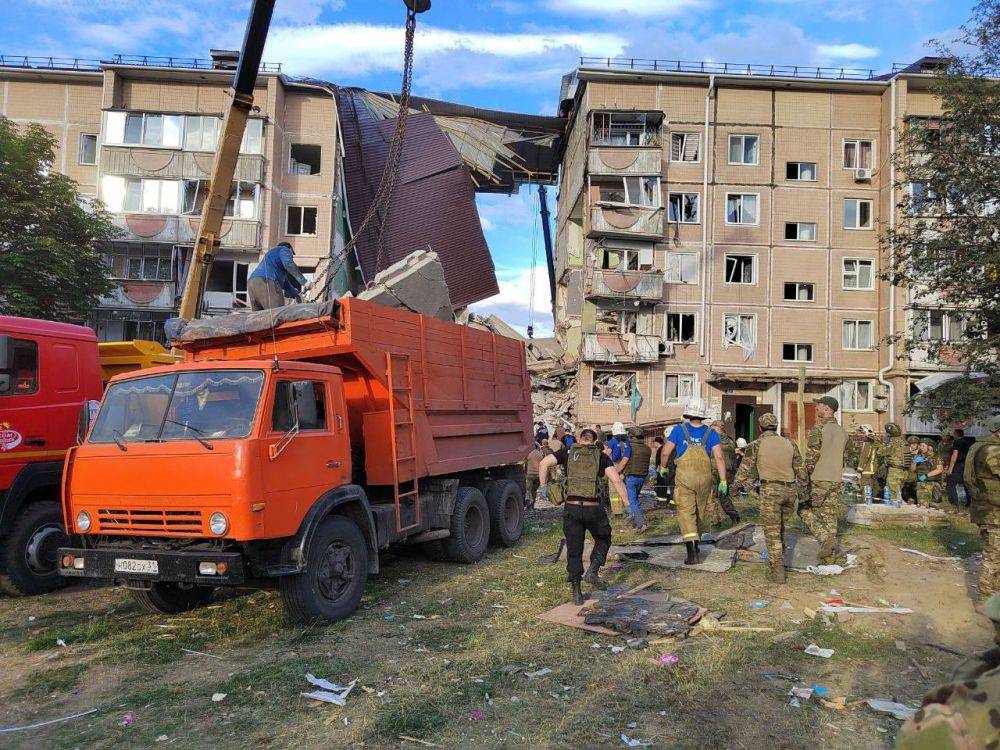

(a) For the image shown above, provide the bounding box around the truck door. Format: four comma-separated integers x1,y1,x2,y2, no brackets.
0,336,46,491
261,376,349,538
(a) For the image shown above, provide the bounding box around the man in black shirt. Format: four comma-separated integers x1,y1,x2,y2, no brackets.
947,429,976,507
537,428,630,605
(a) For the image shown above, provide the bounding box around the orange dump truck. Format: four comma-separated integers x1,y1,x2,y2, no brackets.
58,299,532,623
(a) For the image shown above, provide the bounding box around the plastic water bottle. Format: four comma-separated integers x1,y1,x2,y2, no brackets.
883,485,891,502
865,485,873,505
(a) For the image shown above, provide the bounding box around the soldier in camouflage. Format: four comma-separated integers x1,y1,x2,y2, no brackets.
966,415,1000,599
883,422,912,502
855,425,881,499
733,412,806,583
913,437,944,508
799,396,848,564
896,593,1000,750
708,417,741,527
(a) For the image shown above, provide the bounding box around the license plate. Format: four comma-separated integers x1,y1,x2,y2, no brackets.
114,558,158,575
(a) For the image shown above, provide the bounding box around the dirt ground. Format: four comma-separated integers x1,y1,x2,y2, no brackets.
0,498,992,750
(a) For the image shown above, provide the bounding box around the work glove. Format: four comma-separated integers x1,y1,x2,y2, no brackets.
658,466,669,477
536,485,551,503
918,474,927,482
718,480,728,497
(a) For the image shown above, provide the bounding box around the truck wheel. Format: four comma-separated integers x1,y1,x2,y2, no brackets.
280,515,369,625
0,501,69,596
486,480,524,548
443,487,490,563
129,583,215,615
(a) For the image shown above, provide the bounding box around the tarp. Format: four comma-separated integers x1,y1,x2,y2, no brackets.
166,301,339,343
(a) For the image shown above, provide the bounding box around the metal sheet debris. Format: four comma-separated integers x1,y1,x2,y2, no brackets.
302,675,358,706
804,644,835,658
899,547,961,562
865,699,917,721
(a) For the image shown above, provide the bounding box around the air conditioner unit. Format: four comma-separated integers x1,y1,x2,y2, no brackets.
872,383,889,400
854,168,872,182
659,341,675,357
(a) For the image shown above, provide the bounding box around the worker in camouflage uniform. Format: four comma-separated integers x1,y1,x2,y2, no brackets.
904,435,922,502
896,593,1000,750
733,412,806,583
855,425,881,500
707,417,741,527
966,414,1000,599
799,396,847,564
883,422,911,502
912,437,944,508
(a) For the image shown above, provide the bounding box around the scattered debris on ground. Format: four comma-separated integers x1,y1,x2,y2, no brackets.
583,586,706,638
846,503,952,528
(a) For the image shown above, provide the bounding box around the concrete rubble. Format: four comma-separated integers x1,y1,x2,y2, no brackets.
355,249,453,321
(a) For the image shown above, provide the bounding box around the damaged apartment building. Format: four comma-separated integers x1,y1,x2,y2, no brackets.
0,52,561,341
552,56,965,439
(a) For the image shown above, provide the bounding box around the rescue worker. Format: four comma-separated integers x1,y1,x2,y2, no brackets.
247,241,308,310
605,422,631,517
882,422,911,501
659,398,729,565
524,444,544,508
904,435,922,503
623,427,651,531
734,437,748,475
965,414,1000,599
799,396,847,564
946,428,975,507
896,593,1000,750
912,437,944,507
855,425,881,501
733,412,806,583
708,420,741,526
537,428,630,605
652,436,670,504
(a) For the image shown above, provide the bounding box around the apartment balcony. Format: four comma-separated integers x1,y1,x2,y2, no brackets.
111,214,260,249
587,148,662,177
586,268,663,302
581,332,660,364
589,204,664,240
99,282,176,311
102,146,265,183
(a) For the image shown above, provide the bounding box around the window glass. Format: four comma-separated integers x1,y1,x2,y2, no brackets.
668,193,699,223
241,118,263,154
142,115,163,146
79,134,98,165
124,114,143,144
271,380,328,431
0,339,39,396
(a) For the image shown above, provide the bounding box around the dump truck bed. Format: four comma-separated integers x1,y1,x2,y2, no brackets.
173,298,532,482
97,339,179,385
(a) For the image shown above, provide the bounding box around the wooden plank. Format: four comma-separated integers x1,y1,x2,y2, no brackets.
537,601,620,636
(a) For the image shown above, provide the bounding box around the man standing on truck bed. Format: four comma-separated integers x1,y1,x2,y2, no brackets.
247,242,308,310
536,428,630,605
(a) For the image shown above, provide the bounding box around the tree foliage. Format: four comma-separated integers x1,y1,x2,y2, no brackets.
0,116,118,322
885,0,1000,427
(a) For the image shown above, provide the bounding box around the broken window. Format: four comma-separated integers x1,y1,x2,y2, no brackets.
783,282,815,302
286,205,318,236
728,134,759,165
782,343,813,362
784,222,817,241
844,198,873,229
667,192,700,224
182,180,258,219
840,379,873,411
290,144,322,175
724,254,755,284
842,258,874,289
664,253,698,284
79,134,97,165
185,116,220,151
723,313,756,359
596,177,660,207
600,247,640,271
843,138,874,169
914,309,969,342
592,112,662,147
206,259,251,307
725,193,758,224
592,370,636,403
669,132,700,162
842,319,874,350
108,243,173,281
596,309,639,335
664,312,696,344
786,161,816,180
664,373,695,403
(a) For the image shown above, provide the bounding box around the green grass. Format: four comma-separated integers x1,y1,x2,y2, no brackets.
13,663,89,698
859,520,981,557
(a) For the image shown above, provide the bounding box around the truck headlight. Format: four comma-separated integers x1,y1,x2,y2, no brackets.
76,510,92,533
209,512,228,536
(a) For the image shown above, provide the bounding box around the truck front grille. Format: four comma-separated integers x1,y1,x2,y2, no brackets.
98,508,203,535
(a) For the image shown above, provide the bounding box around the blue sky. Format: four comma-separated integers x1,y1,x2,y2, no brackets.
3,0,974,333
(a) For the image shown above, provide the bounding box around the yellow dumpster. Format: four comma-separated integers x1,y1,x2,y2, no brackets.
98,340,180,385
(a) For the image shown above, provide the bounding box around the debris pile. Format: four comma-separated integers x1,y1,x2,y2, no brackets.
846,503,952,528
583,586,705,638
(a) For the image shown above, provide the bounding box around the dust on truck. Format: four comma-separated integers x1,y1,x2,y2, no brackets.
58,299,533,623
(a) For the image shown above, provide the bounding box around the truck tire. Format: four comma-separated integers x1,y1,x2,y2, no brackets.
280,515,369,625
486,480,524,548
443,486,490,563
0,501,69,596
129,583,215,615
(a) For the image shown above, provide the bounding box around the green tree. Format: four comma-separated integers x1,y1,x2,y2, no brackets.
885,0,1000,427
0,116,118,322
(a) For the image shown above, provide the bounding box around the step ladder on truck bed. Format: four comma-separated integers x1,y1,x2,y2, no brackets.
385,352,421,534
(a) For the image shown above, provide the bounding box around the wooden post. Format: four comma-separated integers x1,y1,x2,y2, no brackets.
796,365,806,452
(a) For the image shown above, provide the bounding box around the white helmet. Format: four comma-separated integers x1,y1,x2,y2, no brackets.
736,437,748,449
612,421,627,436
682,397,709,420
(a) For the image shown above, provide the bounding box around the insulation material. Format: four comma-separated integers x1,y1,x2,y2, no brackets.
592,371,635,403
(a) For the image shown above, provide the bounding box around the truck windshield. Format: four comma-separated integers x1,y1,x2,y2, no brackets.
89,370,265,444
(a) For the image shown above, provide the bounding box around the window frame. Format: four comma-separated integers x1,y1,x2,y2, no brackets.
784,221,817,242
725,192,760,225
663,311,697,344
843,198,874,230
596,176,662,208
664,252,699,285
840,379,874,412
842,257,875,290
842,319,875,350
669,131,701,163
785,161,817,181
783,282,815,302
663,372,697,404
722,312,756,349
78,133,98,165
843,137,875,170
0,338,39,396
285,205,319,237
270,379,330,433
723,253,757,285
591,369,638,404
727,133,760,166
781,343,814,363
289,142,322,175
667,191,700,224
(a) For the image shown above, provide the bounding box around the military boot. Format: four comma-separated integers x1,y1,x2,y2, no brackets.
684,541,698,565
583,561,608,590
570,580,585,606
767,563,786,584
727,510,741,524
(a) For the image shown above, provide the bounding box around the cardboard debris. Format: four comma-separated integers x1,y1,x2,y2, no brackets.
611,543,738,573
537,601,619,636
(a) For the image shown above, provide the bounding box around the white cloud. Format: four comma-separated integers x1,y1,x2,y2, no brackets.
275,0,345,24
816,43,880,60
470,266,554,337
547,0,711,17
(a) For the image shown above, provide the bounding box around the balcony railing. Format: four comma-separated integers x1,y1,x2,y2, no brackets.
587,269,663,302
590,204,663,240
102,147,264,183
111,214,260,248
579,57,880,80
582,332,660,364
0,55,282,73
587,148,662,176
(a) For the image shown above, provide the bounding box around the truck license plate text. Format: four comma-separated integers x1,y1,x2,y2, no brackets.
114,558,159,575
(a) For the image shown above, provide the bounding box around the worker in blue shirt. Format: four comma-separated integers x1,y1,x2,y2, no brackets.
248,242,309,310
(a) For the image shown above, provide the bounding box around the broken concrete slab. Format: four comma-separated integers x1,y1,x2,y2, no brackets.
357,249,453,320
846,503,951,529
611,544,737,573
747,528,822,569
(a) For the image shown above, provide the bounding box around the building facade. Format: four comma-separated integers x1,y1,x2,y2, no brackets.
554,58,957,439
1,53,347,343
